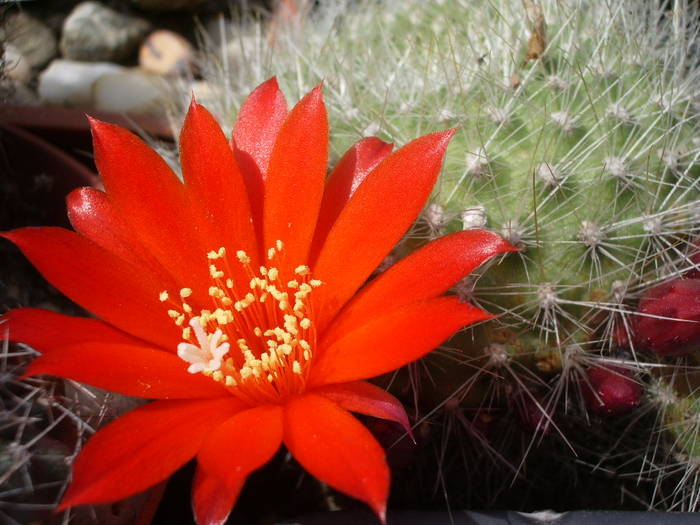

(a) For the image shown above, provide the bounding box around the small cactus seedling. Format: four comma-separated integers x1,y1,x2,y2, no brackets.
178,0,700,512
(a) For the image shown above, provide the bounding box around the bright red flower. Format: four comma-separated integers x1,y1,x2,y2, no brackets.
1,78,514,524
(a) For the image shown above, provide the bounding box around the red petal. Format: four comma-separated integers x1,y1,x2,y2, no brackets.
180,100,259,273
24,342,226,399
2,227,181,349
284,393,388,523
314,381,412,439
312,129,456,329
324,230,515,340
90,118,211,303
192,467,244,525
310,137,393,260
263,84,328,272
311,296,491,386
194,405,283,525
2,308,142,351
233,77,288,234
68,187,139,265
67,187,177,288
58,398,243,509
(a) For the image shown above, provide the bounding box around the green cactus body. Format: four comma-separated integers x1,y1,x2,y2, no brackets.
187,0,700,510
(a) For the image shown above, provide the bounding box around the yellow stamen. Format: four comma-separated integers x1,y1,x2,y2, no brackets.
295,265,310,276
166,243,321,403
236,250,250,264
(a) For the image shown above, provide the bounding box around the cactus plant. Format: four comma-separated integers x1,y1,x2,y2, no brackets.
180,0,700,514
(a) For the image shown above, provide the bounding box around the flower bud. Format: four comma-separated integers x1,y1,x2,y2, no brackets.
632,278,700,356
582,366,641,417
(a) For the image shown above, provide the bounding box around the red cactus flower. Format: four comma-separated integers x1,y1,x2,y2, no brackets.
1,78,514,524
582,366,641,416
630,278,700,356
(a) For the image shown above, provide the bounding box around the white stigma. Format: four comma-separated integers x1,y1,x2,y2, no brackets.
177,317,230,374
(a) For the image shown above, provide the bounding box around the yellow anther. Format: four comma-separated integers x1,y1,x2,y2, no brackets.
208,286,224,298
269,288,285,301
159,291,169,302
213,309,231,325
209,265,224,279
295,265,310,276
174,243,320,394
207,247,226,259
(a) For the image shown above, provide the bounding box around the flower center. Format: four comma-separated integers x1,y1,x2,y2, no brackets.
159,241,322,404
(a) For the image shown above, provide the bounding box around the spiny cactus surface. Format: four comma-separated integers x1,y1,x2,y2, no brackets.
182,0,700,512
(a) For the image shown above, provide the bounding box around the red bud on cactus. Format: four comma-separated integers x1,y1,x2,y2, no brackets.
582,366,641,417
631,278,700,356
